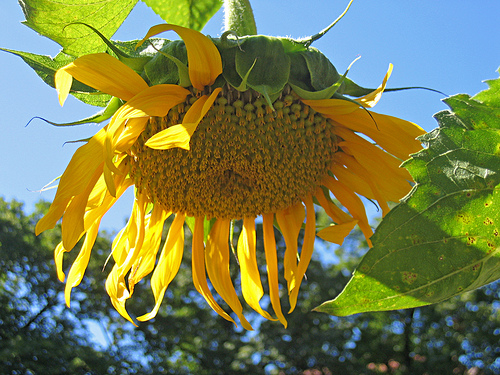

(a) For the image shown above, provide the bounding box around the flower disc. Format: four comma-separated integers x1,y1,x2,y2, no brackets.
130,86,338,219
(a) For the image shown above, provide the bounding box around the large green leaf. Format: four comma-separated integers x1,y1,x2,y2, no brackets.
142,0,223,31
20,0,139,56
316,71,500,316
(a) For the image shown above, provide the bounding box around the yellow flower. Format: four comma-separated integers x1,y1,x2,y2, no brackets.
37,24,424,330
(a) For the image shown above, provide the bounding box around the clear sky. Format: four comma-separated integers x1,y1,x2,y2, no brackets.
1,0,499,232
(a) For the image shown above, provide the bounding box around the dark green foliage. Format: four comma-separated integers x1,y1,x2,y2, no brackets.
0,198,498,374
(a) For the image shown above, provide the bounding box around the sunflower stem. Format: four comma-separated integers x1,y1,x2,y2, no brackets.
224,0,257,36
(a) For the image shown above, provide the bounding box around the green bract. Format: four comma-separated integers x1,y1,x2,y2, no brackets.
142,34,367,105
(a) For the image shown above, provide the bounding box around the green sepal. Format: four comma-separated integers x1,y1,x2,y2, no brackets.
217,40,244,89
298,48,341,91
288,55,355,100
32,97,122,127
234,36,291,105
287,53,314,91
156,51,191,87
289,82,340,101
63,137,92,145
341,77,377,98
143,40,188,86
343,77,446,99
280,38,308,54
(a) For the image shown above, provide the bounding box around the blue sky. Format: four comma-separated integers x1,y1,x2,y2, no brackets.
1,0,499,232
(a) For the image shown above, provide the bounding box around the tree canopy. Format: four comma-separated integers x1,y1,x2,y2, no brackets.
1,197,499,374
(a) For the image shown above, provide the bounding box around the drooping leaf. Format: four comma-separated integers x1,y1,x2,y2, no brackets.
20,0,138,56
142,0,223,32
2,38,164,107
2,48,110,106
316,73,500,316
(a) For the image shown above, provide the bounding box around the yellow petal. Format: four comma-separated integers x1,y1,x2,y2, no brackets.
138,24,222,90
355,64,393,108
146,122,197,150
128,207,171,292
323,176,373,246
317,220,358,245
276,201,305,295
83,160,134,230
55,68,73,106
36,128,107,235
192,216,237,326
102,85,190,184
137,213,185,321
301,98,360,116
288,196,316,313
114,117,150,152
336,127,412,181
332,153,391,216
146,88,221,150
61,164,103,251
104,194,149,325
58,53,149,101
205,219,253,330
64,220,100,307
237,217,274,320
314,187,354,224
333,110,424,160
54,242,69,282
105,264,136,325
262,213,287,327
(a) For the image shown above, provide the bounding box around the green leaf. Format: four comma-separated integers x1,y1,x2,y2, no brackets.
142,0,223,32
20,0,138,56
316,74,500,316
473,68,500,107
1,48,111,106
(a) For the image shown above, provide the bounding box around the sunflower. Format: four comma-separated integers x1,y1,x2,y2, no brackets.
36,24,424,330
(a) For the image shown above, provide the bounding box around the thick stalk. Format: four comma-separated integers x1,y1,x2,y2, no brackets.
224,0,257,36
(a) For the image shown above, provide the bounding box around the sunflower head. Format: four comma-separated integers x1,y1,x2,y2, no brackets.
37,22,425,330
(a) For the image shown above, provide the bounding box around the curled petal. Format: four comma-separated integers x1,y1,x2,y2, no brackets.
237,217,274,320
355,63,392,108
64,220,100,307
323,176,373,246
276,201,305,295
138,24,222,90
128,207,171,292
205,219,253,330
57,53,149,102
317,220,359,245
146,88,221,150
192,216,237,326
137,213,185,321
55,68,73,106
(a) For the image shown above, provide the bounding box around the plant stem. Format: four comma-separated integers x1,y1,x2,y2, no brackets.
224,0,257,36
